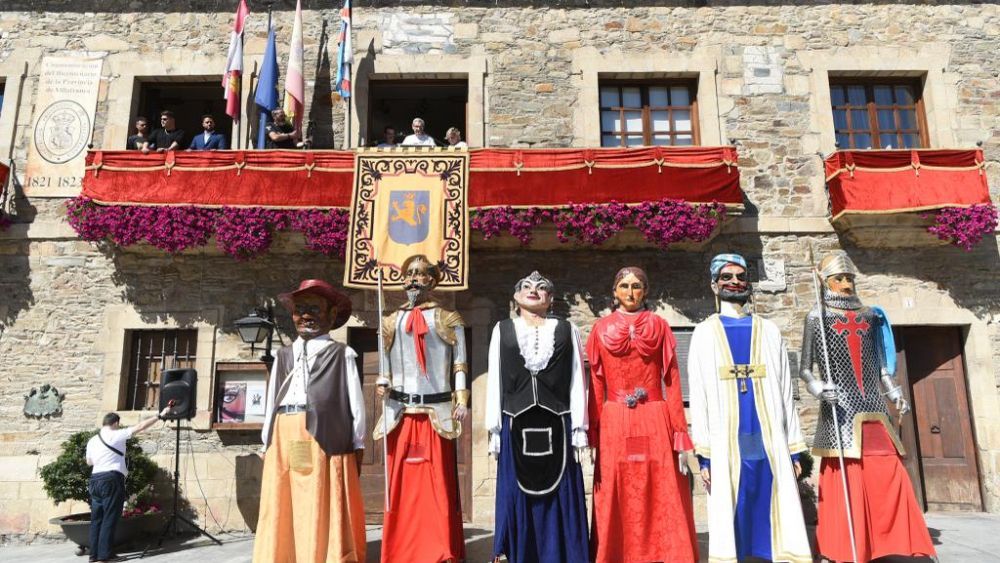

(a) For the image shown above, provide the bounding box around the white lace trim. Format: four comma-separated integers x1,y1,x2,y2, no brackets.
513,317,557,374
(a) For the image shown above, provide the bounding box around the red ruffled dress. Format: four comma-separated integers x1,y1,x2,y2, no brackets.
586,310,699,563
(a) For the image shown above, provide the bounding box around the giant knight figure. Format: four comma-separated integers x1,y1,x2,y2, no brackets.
375,254,467,563
800,251,935,562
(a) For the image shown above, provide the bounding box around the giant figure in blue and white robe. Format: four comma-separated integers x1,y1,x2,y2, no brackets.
688,254,812,563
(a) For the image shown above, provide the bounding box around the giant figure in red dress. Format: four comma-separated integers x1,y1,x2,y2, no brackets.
586,266,698,563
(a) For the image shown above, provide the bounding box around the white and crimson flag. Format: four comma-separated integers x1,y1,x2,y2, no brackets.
282,0,305,128
222,0,250,121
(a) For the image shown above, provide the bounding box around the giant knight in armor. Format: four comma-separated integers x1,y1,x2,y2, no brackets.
375,254,467,563
485,271,589,563
800,251,935,562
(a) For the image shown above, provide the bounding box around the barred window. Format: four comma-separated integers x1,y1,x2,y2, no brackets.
599,81,699,147
830,80,927,150
122,329,197,411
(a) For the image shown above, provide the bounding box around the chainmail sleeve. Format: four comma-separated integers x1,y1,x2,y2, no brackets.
799,310,819,385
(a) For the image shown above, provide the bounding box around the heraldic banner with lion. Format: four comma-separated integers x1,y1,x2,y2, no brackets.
344,150,470,290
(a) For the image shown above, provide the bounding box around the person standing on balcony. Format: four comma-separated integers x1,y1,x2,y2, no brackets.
587,266,699,563
401,117,438,147
125,116,150,150
141,110,185,153
376,125,397,148
444,127,468,149
486,271,590,563
187,114,228,150
265,108,300,149
688,254,811,562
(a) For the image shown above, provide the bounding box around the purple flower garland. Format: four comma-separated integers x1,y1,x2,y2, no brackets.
66,197,349,260
470,199,728,248
925,203,998,251
66,197,727,260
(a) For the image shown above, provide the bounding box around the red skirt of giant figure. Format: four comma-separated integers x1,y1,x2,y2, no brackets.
817,422,936,562
381,414,465,563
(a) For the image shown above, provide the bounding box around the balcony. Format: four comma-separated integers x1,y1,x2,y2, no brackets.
824,149,993,248
74,147,743,258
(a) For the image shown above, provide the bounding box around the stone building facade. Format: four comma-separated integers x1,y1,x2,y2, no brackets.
1,0,999,541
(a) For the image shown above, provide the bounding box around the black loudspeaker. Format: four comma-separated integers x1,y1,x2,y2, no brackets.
159,368,197,420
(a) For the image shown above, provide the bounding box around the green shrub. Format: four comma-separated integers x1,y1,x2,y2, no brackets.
40,430,158,507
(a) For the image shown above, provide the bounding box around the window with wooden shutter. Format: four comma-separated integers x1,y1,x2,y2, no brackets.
122,329,198,411
599,81,699,147
829,79,928,150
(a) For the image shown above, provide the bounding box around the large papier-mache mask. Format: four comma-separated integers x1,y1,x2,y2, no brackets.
818,252,859,297
513,271,554,314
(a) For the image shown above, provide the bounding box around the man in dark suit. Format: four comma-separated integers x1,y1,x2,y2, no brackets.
188,114,228,150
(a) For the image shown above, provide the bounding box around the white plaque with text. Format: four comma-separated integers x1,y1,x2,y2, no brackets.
25,55,104,197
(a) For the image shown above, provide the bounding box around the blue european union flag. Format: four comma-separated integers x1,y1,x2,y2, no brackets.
255,24,279,148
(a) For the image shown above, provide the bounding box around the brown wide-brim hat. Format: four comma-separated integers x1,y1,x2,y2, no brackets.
278,279,352,330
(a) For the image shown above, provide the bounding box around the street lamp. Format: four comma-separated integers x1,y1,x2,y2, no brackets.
235,304,275,365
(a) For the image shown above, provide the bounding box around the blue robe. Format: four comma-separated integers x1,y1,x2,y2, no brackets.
697,316,801,561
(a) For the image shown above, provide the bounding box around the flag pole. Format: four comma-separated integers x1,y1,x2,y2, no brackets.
257,2,274,149
246,60,257,149
375,259,390,512
342,1,352,149
236,29,244,148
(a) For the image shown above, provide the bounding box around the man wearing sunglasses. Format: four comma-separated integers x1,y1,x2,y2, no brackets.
253,279,367,563
688,253,811,563
140,110,185,154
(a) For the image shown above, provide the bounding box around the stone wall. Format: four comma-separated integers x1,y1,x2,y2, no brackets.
1,0,999,541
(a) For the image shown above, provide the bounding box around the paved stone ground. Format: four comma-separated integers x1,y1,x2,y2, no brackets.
2,512,997,562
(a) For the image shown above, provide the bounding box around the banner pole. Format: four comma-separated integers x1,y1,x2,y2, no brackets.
376,265,390,512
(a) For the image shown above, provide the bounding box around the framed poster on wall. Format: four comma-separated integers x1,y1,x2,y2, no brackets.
213,362,269,430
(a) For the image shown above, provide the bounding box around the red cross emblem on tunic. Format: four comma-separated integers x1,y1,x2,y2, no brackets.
832,312,870,396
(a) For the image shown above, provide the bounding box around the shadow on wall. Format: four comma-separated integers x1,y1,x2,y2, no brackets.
0,172,36,337
234,453,264,532
103,245,354,342
839,236,1000,319
463,241,766,329
308,17,335,149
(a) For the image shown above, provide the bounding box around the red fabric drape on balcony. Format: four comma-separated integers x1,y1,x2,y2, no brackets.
81,147,742,208
824,149,991,220
0,162,8,190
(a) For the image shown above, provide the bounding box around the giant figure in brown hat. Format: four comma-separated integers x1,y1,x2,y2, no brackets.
253,279,367,563
375,254,467,563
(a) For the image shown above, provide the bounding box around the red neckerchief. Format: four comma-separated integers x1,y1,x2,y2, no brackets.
404,305,431,377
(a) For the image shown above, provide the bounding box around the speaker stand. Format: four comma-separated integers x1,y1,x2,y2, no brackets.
141,419,222,558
